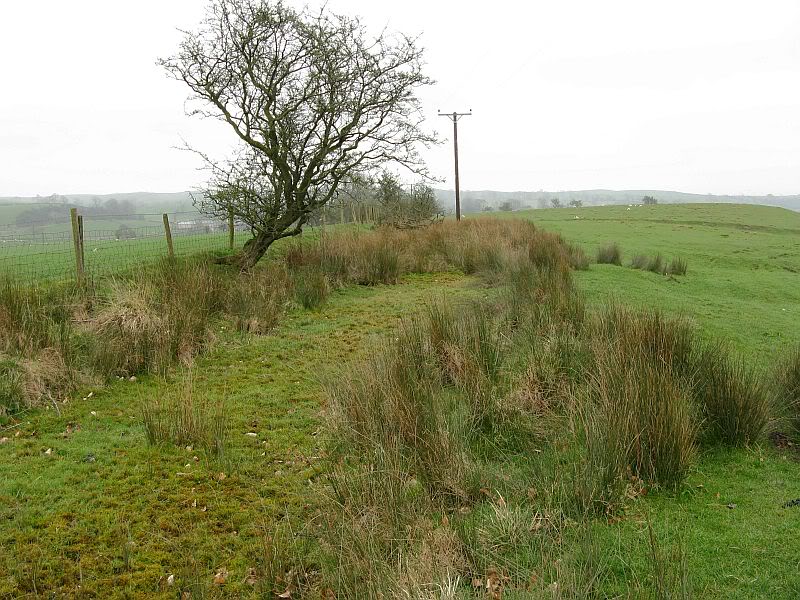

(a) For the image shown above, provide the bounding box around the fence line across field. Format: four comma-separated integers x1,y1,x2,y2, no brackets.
0,203,383,284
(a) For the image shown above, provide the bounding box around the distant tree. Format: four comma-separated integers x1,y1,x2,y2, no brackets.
568,199,583,208
642,195,658,205
550,198,562,208
375,172,439,228
482,205,495,212
160,0,437,270
499,200,513,212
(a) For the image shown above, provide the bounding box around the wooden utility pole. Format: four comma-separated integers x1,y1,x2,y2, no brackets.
438,109,472,221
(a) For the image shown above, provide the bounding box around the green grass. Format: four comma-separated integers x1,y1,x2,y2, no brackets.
0,272,486,597
2,205,800,597
506,203,800,362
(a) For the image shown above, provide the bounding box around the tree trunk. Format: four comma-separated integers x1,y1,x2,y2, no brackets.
216,231,275,271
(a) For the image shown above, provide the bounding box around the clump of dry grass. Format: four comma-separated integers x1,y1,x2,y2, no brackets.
226,263,291,333
89,260,233,376
289,219,574,292
89,281,166,375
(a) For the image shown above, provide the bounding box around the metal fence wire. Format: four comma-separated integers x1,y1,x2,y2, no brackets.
0,213,250,284
0,203,381,284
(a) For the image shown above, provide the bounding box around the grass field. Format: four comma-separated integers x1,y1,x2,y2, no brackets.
1,204,799,598
508,203,800,362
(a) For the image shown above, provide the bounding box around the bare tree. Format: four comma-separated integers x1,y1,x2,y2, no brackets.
160,0,437,269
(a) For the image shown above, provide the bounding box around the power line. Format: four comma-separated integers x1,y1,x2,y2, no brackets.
438,109,472,221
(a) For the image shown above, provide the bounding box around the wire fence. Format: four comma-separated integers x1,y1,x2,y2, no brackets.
0,203,382,285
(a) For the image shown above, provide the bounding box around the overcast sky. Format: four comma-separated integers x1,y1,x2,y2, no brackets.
1,0,799,197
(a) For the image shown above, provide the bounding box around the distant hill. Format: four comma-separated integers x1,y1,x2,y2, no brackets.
434,189,800,213
0,192,201,234
0,191,195,207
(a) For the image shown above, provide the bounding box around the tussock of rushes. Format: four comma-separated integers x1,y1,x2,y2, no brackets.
587,353,697,492
88,261,227,376
292,266,330,309
287,218,577,291
327,315,468,500
596,243,622,266
566,242,590,271
667,257,688,276
630,254,649,270
692,344,773,446
141,373,227,457
590,306,694,375
226,263,290,333
775,346,800,437
630,254,687,276
646,254,665,274
0,357,24,415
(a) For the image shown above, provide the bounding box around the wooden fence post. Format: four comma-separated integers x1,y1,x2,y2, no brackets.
228,208,235,250
77,215,86,275
162,213,175,260
69,208,85,284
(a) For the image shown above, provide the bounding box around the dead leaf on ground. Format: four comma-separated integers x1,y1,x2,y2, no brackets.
486,568,505,599
62,422,81,437
213,568,229,585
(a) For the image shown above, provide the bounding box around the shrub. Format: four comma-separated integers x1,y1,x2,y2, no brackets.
667,257,688,276
596,243,622,266
692,344,773,446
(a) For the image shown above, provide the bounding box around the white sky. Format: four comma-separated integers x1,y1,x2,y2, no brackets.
1,0,799,197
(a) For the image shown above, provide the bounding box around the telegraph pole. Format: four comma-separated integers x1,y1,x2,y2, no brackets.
438,109,472,221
